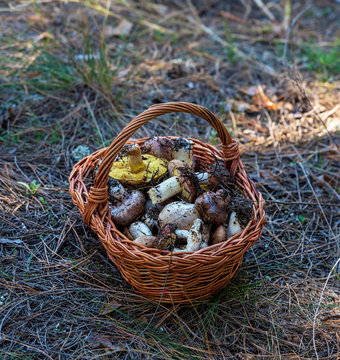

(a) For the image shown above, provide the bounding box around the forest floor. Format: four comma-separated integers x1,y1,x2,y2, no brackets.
0,1,339,359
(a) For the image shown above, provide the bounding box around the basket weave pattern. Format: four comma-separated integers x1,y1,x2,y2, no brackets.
69,102,266,303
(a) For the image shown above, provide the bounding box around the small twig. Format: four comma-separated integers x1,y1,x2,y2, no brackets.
283,2,312,61
253,0,275,21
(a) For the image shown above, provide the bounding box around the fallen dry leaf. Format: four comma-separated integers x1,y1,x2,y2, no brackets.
252,87,277,110
240,86,277,111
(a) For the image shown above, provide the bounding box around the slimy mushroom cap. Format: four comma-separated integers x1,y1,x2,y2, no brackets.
109,144,168,185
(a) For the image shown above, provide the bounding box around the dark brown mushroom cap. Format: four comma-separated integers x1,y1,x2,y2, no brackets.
110,190,146,227
142,136,173,161
194,190,231,224
154,224,178,250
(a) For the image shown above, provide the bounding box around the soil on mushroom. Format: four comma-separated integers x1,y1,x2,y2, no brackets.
230,193,254,227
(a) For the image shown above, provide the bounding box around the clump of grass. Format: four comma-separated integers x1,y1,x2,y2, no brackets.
301,39,340,80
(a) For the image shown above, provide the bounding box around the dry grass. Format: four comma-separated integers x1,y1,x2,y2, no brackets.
0,1,339,359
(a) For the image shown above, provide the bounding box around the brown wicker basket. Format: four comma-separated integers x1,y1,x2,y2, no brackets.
69,102,266,304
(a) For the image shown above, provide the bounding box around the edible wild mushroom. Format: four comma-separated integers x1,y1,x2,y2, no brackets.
142,136,173,161
109,144,168,185
148,163,200,204
158,201,200,230
173,218,204,252
195,189,231,224
132,224,178,250
129,221,152,239
171,138,194,166
110,190,146,227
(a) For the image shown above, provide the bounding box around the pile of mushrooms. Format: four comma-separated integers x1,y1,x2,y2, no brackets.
104,136,253,252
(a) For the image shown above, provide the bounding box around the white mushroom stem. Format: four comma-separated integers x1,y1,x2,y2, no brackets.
148,172,208,204
173,219,204,252
227,211,242,238
186,219,203,251
148,176,182,204
129,222,152,239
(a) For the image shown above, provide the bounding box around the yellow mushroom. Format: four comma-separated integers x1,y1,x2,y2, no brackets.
109,144,168,185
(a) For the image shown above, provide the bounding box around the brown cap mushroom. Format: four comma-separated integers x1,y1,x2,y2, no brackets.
168,159,186,177
142,136,173,161
110,190,146,227
194,189,231,224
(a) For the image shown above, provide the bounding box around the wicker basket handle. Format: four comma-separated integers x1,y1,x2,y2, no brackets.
83,102,240,225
